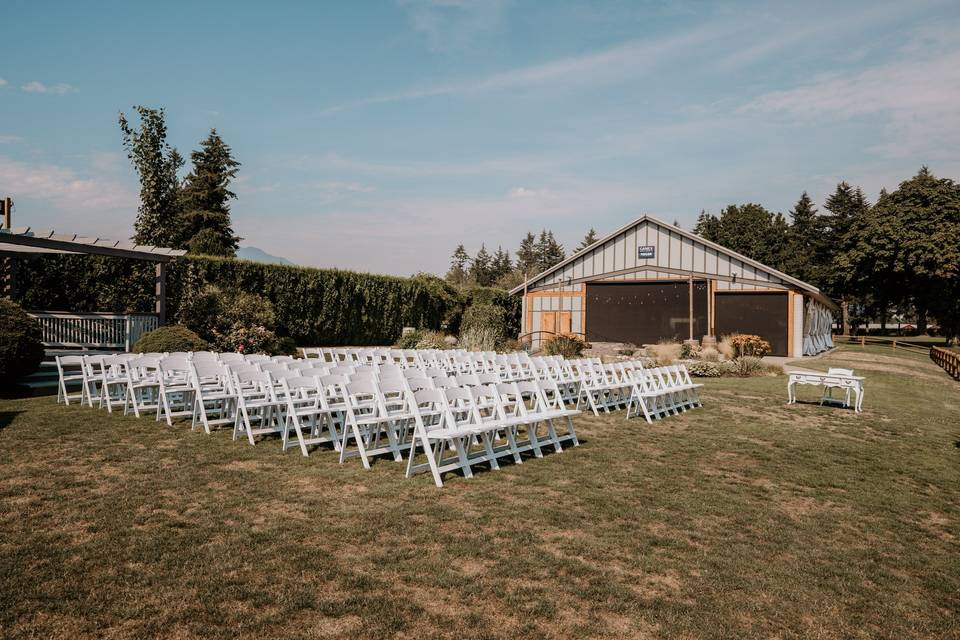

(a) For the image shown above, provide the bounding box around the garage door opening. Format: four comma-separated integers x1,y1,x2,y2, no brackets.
715,292,788,356
586,281,708,344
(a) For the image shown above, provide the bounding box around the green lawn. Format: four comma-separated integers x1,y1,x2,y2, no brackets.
1,345,958,639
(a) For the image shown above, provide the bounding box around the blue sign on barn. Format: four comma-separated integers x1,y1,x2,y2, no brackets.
638,245,656,259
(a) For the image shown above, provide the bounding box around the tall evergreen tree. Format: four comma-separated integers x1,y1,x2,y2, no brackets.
119,106,183,246
470,244,494,286
785,192,822,284
446,244,470,286
575,228,598,252
515,232,538,276
177,129,241,256
535,230,565,272
822,182,871,333
491,246,512,282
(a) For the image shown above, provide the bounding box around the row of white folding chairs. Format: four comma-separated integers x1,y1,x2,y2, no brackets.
96,355,582,485
54,351,302,408
574,360,703,421
403,378,581,486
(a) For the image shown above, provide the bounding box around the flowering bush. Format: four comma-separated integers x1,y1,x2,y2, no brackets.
727,334,772,358
180,285,282,353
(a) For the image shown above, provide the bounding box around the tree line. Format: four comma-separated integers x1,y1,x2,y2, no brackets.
445,227,598,289
119,105,241,256
695,167,958,336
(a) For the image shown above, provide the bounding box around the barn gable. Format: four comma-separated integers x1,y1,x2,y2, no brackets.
511,215,823,298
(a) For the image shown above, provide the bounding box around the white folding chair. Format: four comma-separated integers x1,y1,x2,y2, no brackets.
190,360,236,434
233,370,285,445
55,355,86,405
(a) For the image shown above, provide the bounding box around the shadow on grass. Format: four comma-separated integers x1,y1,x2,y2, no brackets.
0,411,23,431
0,383,34,400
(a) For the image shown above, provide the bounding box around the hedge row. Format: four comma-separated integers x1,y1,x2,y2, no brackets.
10,254,520,346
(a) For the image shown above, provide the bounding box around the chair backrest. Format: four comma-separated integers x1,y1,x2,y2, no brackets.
191,351,219,361
329,365,355,376
56,355,85,369
476,372,500,385
406,377,434,392
192,360,228,380
455,373,480,387
219,352,245,363
260,362,289,374
160,356,190,373
826,367,854,376
297,366,330,378
244,353,271,363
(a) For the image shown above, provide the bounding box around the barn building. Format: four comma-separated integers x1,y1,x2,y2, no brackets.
512,215,837,357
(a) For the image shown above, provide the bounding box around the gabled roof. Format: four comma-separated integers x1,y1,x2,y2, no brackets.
0,227,186,262
511,214,837,310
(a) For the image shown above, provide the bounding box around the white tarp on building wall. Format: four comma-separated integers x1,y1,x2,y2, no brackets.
802,299,835,356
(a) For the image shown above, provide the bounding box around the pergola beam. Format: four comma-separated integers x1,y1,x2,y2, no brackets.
0,229,185,262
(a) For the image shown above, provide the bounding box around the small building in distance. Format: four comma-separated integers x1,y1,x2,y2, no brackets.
511,215,837,357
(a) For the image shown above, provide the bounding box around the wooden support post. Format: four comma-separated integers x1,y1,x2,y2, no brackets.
1,197,11,230
155,262,167,325
688,275,694,341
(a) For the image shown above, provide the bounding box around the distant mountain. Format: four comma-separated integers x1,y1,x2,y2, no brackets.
236,246,294,266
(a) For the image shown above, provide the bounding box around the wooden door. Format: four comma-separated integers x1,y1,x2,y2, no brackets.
558,311,572,334
541,312,557,336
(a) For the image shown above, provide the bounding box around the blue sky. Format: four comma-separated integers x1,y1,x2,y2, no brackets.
2,0,959,275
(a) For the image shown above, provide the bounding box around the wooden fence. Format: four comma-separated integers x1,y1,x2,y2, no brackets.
27,311,159,351
832,334,931,355
930,347,960,381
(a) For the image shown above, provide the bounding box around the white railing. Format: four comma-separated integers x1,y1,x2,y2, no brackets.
27,311,159,351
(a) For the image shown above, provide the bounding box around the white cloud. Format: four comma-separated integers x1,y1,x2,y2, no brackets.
0,135,22,144
741,45,960,159
318,21,736,116
0,155,137,218
21,81,77,95
399,0,510,51
0,78,7,87
508,186,547,199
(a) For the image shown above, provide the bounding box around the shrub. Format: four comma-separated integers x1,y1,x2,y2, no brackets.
542,334,586,358
395,330,424,349
686,360,732,377
732,356,766,377
222,325,276,354
0,299,44,381
698,346,720,362
132,324,208,354
463,287,521,337
717,336,736,360
460,303,508,339
179,285,279,353
728,334,772,358
648,340,682,365
458,326,501,351
679,342,693,359
272,335,299,356
396,329,449,350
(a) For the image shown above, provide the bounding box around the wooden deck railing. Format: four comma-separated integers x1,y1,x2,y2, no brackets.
27,311,159,351
930,346,960,381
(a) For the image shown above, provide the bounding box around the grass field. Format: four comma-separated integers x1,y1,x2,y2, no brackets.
1,345,958,639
